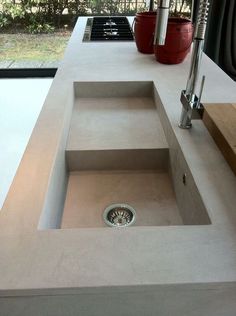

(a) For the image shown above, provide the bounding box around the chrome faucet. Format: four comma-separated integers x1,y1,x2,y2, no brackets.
153,0,210,128
179,0,210,129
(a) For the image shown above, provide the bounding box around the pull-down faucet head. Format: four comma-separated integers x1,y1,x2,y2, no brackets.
154,0,170,46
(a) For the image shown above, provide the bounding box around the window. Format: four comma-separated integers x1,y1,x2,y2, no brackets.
0,0,192,77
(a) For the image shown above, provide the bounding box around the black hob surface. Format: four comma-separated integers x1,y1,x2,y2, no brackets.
87,17,134,41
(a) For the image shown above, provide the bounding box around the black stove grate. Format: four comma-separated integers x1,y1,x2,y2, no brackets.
89,17,134,41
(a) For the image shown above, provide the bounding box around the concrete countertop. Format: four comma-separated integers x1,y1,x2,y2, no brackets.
0,17,236,314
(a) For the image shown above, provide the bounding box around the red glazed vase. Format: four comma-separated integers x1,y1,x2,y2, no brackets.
154,17,193,64
134,11,157,54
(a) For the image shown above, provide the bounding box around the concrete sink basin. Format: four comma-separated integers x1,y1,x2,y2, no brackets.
38,81,211,229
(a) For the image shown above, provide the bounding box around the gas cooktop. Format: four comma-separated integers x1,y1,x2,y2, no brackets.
83,17,134,41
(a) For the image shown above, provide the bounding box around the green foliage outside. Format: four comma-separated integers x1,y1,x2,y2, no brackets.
0,32,71,61
88,0,146,15
0,0,87,33
169,0,192,16
0,0,192,34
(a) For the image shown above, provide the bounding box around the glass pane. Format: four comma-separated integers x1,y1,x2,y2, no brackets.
0,32,71,69
0,0,73,70
0,0,192,71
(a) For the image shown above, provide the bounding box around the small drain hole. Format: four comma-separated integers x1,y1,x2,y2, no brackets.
103,204,136,227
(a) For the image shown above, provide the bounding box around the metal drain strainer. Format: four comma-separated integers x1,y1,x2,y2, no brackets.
103,204,136,227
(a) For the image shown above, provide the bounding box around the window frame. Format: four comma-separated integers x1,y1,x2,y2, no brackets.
0,68,57,78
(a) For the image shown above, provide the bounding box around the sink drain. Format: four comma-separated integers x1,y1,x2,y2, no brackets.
103,204,136,227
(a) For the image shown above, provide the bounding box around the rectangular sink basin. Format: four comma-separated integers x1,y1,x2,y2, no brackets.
38,81,211,229
61,169,183,228
66,82,167,152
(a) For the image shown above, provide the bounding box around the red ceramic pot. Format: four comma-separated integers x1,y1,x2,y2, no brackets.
154,17,193,64
134,11,157,54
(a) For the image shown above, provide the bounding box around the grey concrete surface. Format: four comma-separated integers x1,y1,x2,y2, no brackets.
0,16,236,315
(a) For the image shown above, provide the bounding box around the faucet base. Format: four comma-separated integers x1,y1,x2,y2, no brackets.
179,105,192,129
178,122,192,129
179,91,204,129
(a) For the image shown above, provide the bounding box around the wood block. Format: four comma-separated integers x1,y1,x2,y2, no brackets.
203,103,236,176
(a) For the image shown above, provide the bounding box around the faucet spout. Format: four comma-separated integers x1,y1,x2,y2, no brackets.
154,0,170,46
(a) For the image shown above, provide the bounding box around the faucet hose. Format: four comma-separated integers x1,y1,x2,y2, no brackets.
185,0,210,99
195,0,210,40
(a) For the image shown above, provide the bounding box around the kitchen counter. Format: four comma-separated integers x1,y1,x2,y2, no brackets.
0,17,236,315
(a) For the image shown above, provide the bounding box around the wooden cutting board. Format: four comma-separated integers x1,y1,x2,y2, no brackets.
203,103,236,176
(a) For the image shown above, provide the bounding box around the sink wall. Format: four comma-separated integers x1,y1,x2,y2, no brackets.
37,85,74,229
153,87,211,225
